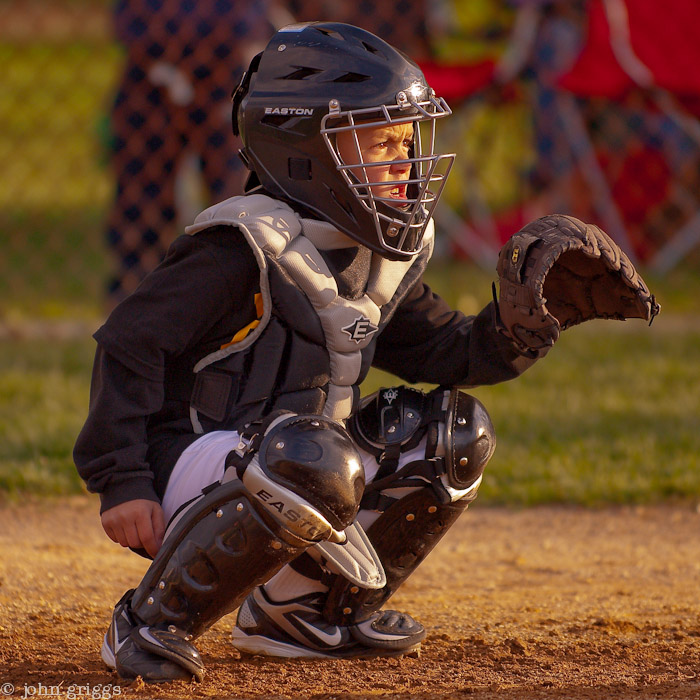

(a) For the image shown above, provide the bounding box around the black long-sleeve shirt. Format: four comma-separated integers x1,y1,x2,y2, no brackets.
74,224,536,513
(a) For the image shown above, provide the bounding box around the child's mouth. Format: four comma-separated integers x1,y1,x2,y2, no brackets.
389,184,407,200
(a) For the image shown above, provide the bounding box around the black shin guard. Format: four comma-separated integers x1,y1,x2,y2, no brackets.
118,413,364,679
323,487,473,625
322,387,495,626
131,479,306,638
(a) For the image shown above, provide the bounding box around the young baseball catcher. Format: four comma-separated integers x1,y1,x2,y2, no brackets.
74,21,658,683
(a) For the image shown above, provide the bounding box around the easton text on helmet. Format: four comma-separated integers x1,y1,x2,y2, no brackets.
264,107,314,116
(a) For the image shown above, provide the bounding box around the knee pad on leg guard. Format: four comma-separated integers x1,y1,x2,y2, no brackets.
323,387,495,625
442,388,496,493
131,414,364,639
350,386,496,504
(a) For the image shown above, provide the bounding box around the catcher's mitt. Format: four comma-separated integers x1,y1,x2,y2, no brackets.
495,215,660,355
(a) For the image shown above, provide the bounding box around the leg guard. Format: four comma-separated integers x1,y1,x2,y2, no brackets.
131,478,302,637
111,414,364,679
323,387,495,625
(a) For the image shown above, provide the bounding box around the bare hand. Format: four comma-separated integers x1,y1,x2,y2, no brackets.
101,499,165,558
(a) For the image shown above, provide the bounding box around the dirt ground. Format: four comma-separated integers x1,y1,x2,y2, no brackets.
1,498,700,700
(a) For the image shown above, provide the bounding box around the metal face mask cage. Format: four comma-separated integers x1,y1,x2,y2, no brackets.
321,87,455,257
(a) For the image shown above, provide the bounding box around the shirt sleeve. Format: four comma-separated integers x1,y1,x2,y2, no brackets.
372,277,539,387
73,346,162,512
73,228,259,512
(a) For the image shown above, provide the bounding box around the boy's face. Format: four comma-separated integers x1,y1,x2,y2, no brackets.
335,122,414,207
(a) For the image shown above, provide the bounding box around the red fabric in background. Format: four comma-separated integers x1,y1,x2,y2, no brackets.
419,60,496,102
559,0,700,99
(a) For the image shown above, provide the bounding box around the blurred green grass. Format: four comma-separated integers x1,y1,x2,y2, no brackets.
0,40,121,210
1,263,698,507
0,39,121,313
0,338,96,496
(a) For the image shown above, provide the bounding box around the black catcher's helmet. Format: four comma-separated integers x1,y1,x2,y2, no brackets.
232,22,454,260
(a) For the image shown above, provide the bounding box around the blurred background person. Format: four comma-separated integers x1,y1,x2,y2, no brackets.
105,0,277,306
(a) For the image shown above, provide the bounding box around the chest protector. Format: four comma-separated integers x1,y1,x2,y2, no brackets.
184,194,432,432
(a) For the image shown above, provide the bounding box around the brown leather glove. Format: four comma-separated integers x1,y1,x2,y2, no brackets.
495,215,660,355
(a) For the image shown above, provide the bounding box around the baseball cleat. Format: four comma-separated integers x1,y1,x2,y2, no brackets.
101,590,204,682
231,586,425,659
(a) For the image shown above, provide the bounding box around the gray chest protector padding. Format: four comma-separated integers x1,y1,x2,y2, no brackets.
185,194,433,426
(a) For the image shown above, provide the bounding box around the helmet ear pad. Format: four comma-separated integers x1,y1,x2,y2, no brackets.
231,51,262,138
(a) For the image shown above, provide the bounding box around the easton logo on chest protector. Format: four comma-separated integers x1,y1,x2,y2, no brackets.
382,388,399,404
342,316,379,344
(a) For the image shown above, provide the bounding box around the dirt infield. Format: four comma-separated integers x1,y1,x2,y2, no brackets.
1,498,699,700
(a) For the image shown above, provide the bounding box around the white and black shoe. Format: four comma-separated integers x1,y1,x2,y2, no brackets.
231,586,426,659
101,590,205,682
